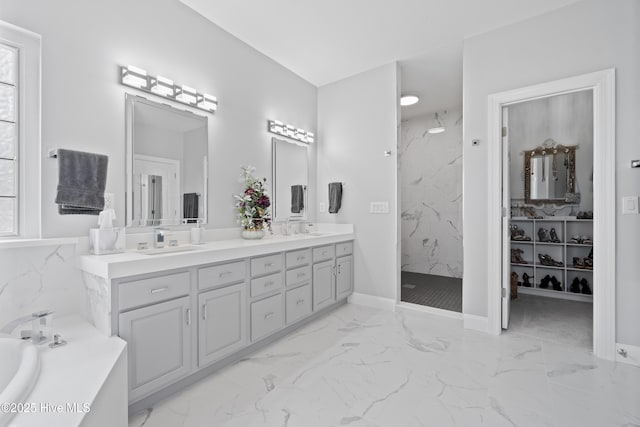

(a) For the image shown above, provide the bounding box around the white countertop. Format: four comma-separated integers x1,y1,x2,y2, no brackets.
10,316,126,427
78,224,355,280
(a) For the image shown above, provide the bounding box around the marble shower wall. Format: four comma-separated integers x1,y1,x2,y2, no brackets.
0,243,87,329
400,107,463,278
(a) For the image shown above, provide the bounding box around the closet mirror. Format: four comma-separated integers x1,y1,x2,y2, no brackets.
524,143,577,204
125,94,208,227
271,137,308,221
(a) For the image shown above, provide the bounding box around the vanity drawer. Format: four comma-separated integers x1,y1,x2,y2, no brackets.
313,245,335,262
285,284,312,325
119,272,190,311
250,272,283,298
336,241,353,257
251,294,283,341
286,248,312,269
251,254,283,277
198,261,246,291
286,265,312,287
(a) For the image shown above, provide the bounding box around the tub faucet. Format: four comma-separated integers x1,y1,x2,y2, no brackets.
0,310,54,344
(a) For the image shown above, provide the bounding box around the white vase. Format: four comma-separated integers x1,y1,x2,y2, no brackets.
241,228,265,240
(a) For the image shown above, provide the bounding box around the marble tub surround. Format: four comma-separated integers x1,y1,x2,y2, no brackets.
0,242,87,329
129,303,640,427
12,315,127,427
400,107,463,279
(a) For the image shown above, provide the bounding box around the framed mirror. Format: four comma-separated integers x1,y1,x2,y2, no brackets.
125,94,208,227
524,143,577,204
271,137,308,221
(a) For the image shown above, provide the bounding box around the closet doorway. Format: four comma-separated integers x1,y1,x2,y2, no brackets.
487,70,616,359
504,90,594,348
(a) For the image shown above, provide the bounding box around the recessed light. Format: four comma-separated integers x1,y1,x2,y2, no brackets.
428,127,446,134
400,95,419,106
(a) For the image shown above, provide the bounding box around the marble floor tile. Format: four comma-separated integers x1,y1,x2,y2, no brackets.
129,303,638,427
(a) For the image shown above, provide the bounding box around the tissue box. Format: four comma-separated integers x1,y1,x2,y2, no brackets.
90,227,125,255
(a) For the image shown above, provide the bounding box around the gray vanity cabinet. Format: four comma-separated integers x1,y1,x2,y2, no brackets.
336,255,354,300
313,259,336,311
198,283,247,367
119,296,192,402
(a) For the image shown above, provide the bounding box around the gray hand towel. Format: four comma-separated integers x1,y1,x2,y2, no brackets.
55,149,108,215
291,185,304,213
328,182,342,214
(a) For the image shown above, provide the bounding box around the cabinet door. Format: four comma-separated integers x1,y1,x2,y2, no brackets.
336,255,353,300
119,296,191,402
198,283,247,367
313,260,335,311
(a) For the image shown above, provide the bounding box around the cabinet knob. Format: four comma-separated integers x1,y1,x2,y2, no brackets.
296,299,305,306
296,256,305,261
185,308,192,326
264,312,274,320
219,271,232,277
264,262,274,268
297,272,305,278
265,281,275,287
150,287,168,294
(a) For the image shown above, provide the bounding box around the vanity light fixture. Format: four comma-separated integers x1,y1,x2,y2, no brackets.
428,127,446,134
119,65,218,113
151,75,175,97
267,119,314,144
400,95,419,106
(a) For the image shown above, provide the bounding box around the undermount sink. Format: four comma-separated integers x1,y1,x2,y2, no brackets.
0,337,39,426
139,245,200,255
308,232,332,237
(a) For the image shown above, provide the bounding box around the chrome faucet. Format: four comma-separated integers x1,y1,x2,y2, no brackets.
0,310,54,344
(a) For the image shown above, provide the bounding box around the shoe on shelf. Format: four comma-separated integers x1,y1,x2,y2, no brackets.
576,211,585,219
580,278,592,295
538,228,550,242
570,278,581,293
585,211,593,219
584,257,593,270
511,225,531,241
539,253,563,267
550,276,562,291
587,248,593,259
510,271,519,299
573,257,585,269
539,274,551,289
524,207,543,219
582,236,593,245
522,272,532,287
512,248,527,264
569,235,582,244
549,228,561,243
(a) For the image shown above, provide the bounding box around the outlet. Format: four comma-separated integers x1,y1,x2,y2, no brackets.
104,193,115,210
370,201,389,214
622,196,639,215
319,202,327,213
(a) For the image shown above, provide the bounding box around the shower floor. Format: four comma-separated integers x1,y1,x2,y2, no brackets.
400,271,462,312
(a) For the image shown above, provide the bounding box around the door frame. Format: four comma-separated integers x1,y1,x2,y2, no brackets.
486,69,616,360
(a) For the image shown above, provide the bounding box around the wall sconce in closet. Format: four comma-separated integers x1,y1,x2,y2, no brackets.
268,120,315,144
119,65,218,114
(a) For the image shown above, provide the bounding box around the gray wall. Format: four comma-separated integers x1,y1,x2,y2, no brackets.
463,0,640,345
317,63,399,300
1,0,317,237
508,90,594,213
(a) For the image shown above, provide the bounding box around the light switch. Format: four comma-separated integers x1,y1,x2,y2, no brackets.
370,201,389,214
622,196,639,214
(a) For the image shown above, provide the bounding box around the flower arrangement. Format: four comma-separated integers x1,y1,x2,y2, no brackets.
234,166,272,232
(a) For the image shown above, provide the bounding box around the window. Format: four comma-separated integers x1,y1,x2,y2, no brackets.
0,42,18,235
0,22,41,239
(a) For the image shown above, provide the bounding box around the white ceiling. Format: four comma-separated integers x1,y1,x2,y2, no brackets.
180,0,582,88
399,41,463,120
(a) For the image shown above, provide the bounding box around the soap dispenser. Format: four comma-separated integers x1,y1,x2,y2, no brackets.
191,221,203,244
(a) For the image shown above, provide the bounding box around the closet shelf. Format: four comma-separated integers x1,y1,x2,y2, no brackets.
510,217,593,300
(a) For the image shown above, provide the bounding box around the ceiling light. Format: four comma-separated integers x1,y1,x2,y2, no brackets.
428,127,446,134
400,95,419,106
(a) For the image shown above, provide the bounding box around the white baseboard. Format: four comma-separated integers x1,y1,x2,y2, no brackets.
348,292,395,311
396,302,463,320
616,343,640,367
463,314,488,333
